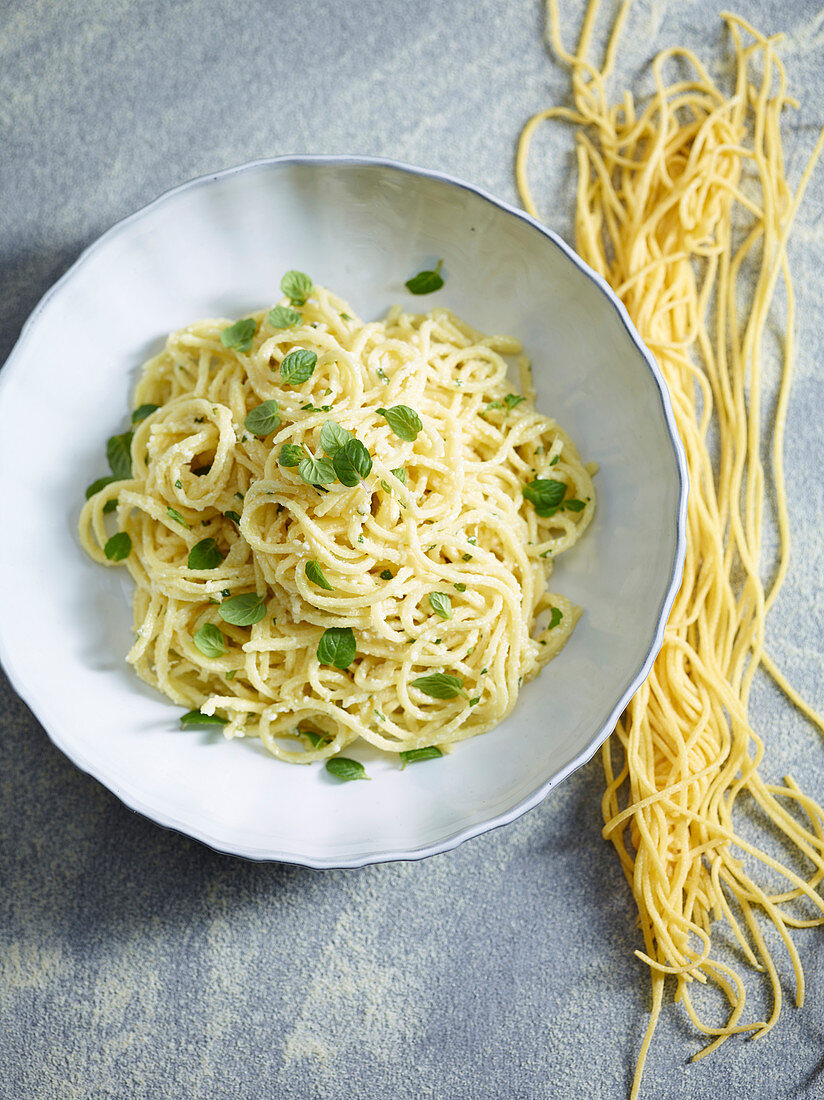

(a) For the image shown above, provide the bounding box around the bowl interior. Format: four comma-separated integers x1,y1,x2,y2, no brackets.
0,158,685,865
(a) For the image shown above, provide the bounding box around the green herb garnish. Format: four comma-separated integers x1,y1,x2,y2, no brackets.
280,270,313,306
380,570,393,580
564,499,586,512
376,405,422,442
504,394,526,412
278,443,305,467
86,475,117,499
333,438,372,487
224,510,242,524
106,431,133,480
325,757,369,781
412,673,467,700
219,592,266,626
281,348,318,384
180,709,227,728
523,478,567,517
220,318,256,353
187,538,224,570
399,746,443,768
320,419,353,457
298,454,336,486
244,400,280,437
104,531,131,561
166,506,189,528
302,729,330,748
305,560,334,590
405,259,444,295
428,592,453,620
454,582,466,592
548,607,563,630
131,403,159,423
549,454,560,466
317,626,357,669
267,305,302,329
193,623,226,658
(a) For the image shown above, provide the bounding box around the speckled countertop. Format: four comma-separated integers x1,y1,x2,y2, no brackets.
2,2,824,1097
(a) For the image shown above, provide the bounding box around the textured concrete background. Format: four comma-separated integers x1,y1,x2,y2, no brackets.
2,1,824,1097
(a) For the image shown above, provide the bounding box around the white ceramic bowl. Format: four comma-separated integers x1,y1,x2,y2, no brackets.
0,156,687,866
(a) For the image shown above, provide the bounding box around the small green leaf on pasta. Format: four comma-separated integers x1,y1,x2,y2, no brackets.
298,454,336,486
302,729,330,748
380,570,394,580
428,592,453,620
412,673,466,699
377,405,422,442
305,560,334,590
390,467,407,484
219,592,267,626
187,538,224,570
280,270,313,306
564,498,586,512
317,626,357,669
106,432,133,480
131,403,159,423
267,305,302,329
166,506,189,528
220,318,257,353
278,443,305,467
325,757,369,781
405,259,444,295
281,348,318,384
104,531,131,562
224,510,242,524
86,475,117,499
103,498,117,514
193,623,226,657
549,454,560,466
399,746,442,768
244,400,280,437
523,478,566,517
454,582,466,592
504,394,526,412
333,439,372,487
548,607,563,630
320,419,353,457
180,709,227,728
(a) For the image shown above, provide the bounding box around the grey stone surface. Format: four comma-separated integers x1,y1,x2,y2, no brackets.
2,1,824,1097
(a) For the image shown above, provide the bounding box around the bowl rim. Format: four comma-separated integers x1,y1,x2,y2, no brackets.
0,153,688,867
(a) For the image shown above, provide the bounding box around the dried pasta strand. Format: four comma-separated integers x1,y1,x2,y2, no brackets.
518,2,824,1096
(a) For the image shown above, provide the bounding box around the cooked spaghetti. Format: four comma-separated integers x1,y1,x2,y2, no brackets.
519,1,824,1095
79,281,594,762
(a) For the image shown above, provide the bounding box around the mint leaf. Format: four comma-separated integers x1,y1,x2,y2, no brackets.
219,592,266,626
220,318,256,353
106,431,133,480
320,419,353,457
428,592,453,620
278,443,305,467
523,478,566,517
305,560,334,590
378,405,422,442
298,454,336,486
564,498,586,512
405,259,444,295
104,531,131,561
333,438,372,487
399,746,443,768
180,709,227,728
188,538,224,570
281,348,317,384
548,607,563,630
317,626,356,669
244,400,280,437
280,270,313,306
267,305,302,329
325,757,369,781
193,623,226,658
131,403,159,423
86,475,117,499
412,673,466,699
166,506,189,528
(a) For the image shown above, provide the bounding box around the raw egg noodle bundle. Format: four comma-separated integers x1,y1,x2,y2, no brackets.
519,1,824,1095
79,283,594,763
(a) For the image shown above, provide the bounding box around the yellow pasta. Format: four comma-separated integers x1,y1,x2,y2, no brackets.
519,2,824,1095
80,283,593,762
